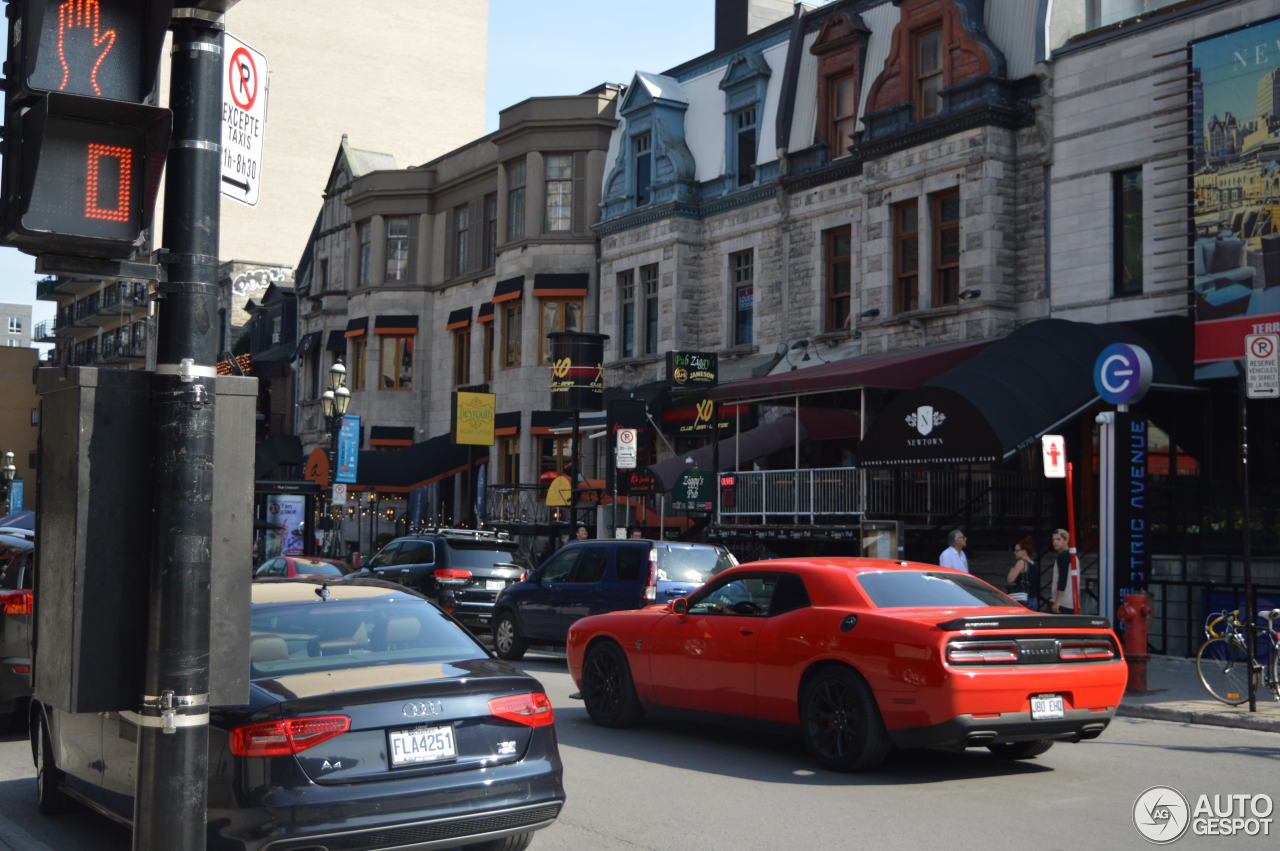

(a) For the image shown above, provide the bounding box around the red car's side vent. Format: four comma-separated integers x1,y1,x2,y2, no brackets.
936,614,1111,631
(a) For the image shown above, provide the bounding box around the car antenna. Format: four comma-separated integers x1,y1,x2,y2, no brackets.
315,583,331,601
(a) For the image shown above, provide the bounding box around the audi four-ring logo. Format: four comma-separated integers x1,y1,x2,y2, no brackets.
403,700,444,718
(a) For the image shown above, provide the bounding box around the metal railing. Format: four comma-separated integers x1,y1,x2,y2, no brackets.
485,483,606,528
719,466,1046,525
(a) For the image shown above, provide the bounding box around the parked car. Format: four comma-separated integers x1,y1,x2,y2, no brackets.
566,557,1128,772
491,539,737,660
253,555,349,580
31,578,565,850
356,529,527,628
0,533,33,730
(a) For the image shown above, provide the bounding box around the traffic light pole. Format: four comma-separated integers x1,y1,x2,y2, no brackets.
133,8,224,850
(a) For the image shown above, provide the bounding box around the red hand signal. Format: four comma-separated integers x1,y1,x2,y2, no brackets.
57,0,118,97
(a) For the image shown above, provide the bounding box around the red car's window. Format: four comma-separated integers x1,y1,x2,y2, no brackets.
857,571,1014,608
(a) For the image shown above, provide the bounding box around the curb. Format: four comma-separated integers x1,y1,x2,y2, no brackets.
1117,703,1280,734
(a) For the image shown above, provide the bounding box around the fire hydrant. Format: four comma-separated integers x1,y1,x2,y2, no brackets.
1117,593,1152,693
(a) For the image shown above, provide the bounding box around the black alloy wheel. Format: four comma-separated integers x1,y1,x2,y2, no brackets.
492,612,528,661
35,713,72,815
987,739,1054,759
582,641,644,728
799,666,889,772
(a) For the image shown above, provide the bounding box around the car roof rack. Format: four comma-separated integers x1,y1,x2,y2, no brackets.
415,527,511,542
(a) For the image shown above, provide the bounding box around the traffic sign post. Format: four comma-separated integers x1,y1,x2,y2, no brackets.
220,33,267,205
1245,334,1279,399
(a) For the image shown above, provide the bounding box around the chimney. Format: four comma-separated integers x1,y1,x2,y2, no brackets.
716,0,794,54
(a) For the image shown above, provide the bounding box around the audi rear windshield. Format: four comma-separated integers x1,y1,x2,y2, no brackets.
249,597,482,679
857,571,1016,608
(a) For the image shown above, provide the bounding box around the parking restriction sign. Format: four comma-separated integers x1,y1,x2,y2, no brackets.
616,428,638,469
221,33,268,206
1246,334,1279,399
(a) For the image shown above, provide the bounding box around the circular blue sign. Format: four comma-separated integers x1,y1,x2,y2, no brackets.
1093,343,1153,405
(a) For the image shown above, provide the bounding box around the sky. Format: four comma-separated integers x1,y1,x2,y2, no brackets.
0,0,720,332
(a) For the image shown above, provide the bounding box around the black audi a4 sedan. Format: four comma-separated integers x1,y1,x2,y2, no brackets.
31,579,565,850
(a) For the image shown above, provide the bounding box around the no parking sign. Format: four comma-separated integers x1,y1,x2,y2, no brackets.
222,33,268,206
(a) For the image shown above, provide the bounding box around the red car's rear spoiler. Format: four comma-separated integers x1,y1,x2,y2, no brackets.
936,614,1112,631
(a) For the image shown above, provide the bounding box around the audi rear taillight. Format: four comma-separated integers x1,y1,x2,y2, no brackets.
229,715,351,757
0,590,33,616
487,692,554,727
1059,641,1115,661
946,641,1018,664
434,568,473,580
644,547,658,602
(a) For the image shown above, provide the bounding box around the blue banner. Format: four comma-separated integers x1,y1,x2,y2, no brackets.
336,415,360,484
475,462,487,521
7,480,22,513
407,485,428,529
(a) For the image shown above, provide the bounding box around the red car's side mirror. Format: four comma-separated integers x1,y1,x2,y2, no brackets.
672,597,688,615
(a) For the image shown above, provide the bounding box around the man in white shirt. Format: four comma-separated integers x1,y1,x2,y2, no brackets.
939,529,969,573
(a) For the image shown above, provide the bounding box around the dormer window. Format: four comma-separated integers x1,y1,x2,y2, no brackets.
914,27,944,119
634,132,652,206
734,107,757,187
829,73,858,158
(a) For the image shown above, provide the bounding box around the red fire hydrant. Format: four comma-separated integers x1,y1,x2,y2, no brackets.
1117,593,1152,693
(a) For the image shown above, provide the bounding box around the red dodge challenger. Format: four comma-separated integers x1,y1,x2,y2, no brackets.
567,557,1128,771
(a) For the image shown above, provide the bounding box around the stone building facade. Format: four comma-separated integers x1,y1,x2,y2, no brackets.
296,88,620,517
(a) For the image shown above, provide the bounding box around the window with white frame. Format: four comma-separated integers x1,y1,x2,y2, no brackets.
385,217,410,282
357,222,371,286
734,107,757,187
544,154,573,232
642,263,659,355
507,159,526,242
634,133,652,206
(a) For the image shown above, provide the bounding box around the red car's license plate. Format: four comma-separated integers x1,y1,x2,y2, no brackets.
1030,693,1065,720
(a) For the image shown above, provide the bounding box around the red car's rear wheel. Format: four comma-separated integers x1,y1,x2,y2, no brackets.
800,666,889,772
582,641,644,728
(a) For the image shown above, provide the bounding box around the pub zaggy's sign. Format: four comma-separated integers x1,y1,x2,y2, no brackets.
667,351,718,388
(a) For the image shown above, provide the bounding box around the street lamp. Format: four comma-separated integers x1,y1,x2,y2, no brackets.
320,361,350,555
1,451,16,513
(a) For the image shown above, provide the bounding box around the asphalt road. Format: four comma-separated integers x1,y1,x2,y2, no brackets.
0,650,1276,850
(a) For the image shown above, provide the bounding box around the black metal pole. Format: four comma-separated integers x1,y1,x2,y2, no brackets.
1240,373,1257,713
134,9,223,850
572,409,581,533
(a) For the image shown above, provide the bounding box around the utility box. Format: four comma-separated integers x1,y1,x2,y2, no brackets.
34,368,256,712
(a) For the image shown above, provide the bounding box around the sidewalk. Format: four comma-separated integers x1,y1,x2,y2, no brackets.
1117,654,1280,733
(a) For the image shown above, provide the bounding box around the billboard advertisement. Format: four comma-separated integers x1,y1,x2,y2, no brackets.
1191,17,1280,378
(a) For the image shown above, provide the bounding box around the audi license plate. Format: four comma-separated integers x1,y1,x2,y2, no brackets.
1030,693,1065,720
388,724,457,767
486,579,505,591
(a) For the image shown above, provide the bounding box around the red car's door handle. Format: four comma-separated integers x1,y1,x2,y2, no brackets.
739,629,753,636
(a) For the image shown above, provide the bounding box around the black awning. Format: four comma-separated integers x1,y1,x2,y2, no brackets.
346,317,369,336
254,435,303,479
477,301,495,322
493,275,524,302
648,414,802,491
446,306,472,329
859,317,1192,466
369,425,415,445
293,331,320,360
374,314,419,333
356,432,486,490
326,330,346,352
532,273,589,296
495,411,521,431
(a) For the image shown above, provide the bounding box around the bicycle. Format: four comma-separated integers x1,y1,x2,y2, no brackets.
1195,608,1280,705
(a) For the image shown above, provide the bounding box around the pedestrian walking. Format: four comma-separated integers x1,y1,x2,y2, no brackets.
1049,528,1073,614
939,529,969,573
1007,536,1037,608
575,524,590,541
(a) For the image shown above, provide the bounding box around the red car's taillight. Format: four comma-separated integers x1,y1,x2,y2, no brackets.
434,568,473,580
487,692,554,727
228,715,351,757
946,641,1018,664
644,547,658,602
1059,641,1115,661
0,590,33,616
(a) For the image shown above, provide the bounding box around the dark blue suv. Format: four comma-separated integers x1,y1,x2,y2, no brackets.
490,539,736,659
